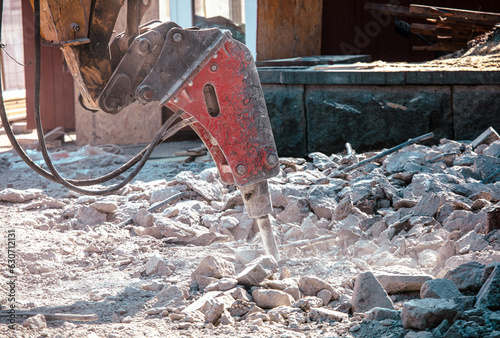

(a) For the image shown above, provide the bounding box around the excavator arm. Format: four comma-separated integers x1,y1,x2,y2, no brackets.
24,0,281,260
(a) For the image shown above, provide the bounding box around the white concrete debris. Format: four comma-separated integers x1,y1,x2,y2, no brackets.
2,128,500,337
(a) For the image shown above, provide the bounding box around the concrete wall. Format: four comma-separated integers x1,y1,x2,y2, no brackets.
260,69,500,157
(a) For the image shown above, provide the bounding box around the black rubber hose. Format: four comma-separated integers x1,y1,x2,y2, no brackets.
0,1,195,194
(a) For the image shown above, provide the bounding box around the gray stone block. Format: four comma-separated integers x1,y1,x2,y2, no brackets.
453,86,500,141
420,278,462,299
351,271,394,313
401,298,460,330
444,261,485,292
262,84,306,156
476,265,500,311
305,85,452,154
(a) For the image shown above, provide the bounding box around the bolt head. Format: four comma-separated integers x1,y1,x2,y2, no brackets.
137,38,151,54
210,64,218,72
236,164,246,175
267,153,278,166
140,87,154,102
245,52,252,62
172,33,183,43
71,23,81,32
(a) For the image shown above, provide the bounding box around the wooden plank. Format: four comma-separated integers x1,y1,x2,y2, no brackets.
411,23,483,40
257,0,322,61
410,4,500,25
411,23,438,36
365,2,499,27
436,21,491,34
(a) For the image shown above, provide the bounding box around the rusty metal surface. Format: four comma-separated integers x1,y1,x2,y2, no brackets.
116,0,151,54
162,35,280,186
88,0,124,58
135,27,230,106
239,181,273,218
99,21,178,114
30,0,92,45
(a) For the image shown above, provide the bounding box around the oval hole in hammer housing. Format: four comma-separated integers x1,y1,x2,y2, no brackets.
203,84,220,117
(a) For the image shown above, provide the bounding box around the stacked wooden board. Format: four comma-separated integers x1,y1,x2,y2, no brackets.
0,91,26,127
365,2,500,52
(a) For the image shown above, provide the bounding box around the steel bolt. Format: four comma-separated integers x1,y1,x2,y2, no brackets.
267,153,278,166
137,38,151,54
210,64,218,72
245,52,252,62
71,23,81,32
140,87,154,102
172,33,183,43
236,164,246,175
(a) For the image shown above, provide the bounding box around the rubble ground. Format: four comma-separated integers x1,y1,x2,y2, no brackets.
0,130,499,338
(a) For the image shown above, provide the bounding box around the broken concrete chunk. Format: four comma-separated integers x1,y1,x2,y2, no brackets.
401,298,460,330
175,171,223,201
364,307,401,321
444,261,485,292
333,195,353,221
298,275,336,298
22,313,47,329
228,298,255,317
350,271,394,313
144,256,173,276
307,186,337,219
309,152,336,170
412,193,441,217
154,285,187,308
217,278,238,291
134,208,154,228
90,201,118,213
234,249,260,265
283,285,301,301
417,249,438,268
384,151,426,174
457,230,489,254
149,185,188,204
252,289,294,309
300,215,320,239
183,310,205,323
75,206,107,225
182,291,222,314
470,127,500,149
483,139,500,158
317,289,334,306
420,279,462,299
475,265,500,311
219,309,234,325
236,255,278,288
375,273,433,294
292,296,323,311
309,308,348,323
201,294,235,324
0,188,43,203
194,275,218,292
191,255,235,280
481,263,500,284
277,197,310,224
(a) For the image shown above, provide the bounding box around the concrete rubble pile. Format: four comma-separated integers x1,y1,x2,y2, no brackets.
130,129,500,337
0,128,499,337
